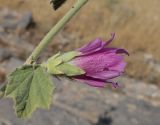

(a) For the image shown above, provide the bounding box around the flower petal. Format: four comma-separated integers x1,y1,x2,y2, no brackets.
72,52,124,74
86,70,121,80
74,75,106,87
116,49,129,56
77,33,117,55
78,38,106,54
94,48,129,56
109,60,127,72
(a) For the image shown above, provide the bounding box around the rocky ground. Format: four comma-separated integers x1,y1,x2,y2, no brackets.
1,77,160,125
0,7,160,125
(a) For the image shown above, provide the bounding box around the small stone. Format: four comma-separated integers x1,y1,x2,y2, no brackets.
0,48,11,62
0,8,33,31
17,12,33,29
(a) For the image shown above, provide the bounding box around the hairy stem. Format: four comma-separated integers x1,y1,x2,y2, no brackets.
25,0,88,64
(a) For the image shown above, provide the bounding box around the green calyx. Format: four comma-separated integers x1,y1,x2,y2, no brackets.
44,51,85,76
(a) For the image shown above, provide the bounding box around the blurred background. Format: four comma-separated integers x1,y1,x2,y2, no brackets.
0,0,160,125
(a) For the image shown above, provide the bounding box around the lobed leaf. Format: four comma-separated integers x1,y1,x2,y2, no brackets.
5,66,54,118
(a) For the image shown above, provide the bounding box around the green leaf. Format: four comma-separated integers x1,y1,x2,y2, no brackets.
5,66,54,118
0,84,6,99
57,63,85,76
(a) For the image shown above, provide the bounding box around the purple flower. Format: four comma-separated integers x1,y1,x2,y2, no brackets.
69,33,129,88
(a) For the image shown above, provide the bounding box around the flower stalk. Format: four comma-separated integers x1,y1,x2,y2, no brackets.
25,0,88,64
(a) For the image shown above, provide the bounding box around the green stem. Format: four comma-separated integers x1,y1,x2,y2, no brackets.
25,0,88,64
